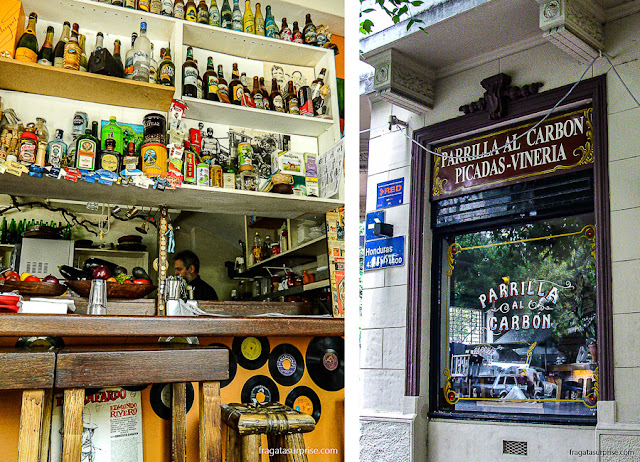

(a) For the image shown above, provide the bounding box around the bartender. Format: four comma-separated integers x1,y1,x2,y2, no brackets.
173,250,218,300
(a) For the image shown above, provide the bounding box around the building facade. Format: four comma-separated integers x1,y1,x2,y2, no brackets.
359,0,640,460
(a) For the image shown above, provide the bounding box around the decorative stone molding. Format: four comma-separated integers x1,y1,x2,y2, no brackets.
364,49,435,114
536,0,604,63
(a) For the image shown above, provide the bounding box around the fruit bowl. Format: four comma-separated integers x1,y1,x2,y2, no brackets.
0,280,67,296
65,280,156,299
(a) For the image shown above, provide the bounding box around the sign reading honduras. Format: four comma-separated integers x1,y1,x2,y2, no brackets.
364,236,405,271
376,178,404,209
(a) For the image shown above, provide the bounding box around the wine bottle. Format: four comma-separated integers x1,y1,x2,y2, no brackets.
15,12,39,63
37,26,55,66
53,22,71,68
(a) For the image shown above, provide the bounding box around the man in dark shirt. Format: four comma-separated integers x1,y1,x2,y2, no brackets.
173,250,218,301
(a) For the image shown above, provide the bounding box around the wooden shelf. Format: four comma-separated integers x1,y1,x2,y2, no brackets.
0,175,343,219
247,235,327,272
0,58,175,112
74,248,148,257
182,97,334,137
0,244,15,250
0,313,343,337
248,217,287,229
250,278,329,301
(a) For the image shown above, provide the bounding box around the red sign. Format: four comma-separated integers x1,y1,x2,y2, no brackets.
431,108,593,200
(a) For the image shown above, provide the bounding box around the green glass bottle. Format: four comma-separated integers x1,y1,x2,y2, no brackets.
231,0,242,31
101,116,124,154
15,12,39,63
0,217,7,244
209,0,220,26
220,0,232,29
158,46,176,87
8,219,17,245
75,128,99,171
264,6,279,39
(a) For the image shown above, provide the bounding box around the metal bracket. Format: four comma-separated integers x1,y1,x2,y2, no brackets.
389,115,409,131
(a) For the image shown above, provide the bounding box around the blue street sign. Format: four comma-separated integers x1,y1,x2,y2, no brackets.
365,211,385,241
364,236,405,271
376,178,404,209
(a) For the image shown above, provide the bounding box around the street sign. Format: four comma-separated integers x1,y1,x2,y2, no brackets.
365,211,385,241
364,236,405,271
376,178,404,209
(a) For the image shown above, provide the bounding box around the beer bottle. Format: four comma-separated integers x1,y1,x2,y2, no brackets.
232,0,243,31
209,0,220,26
269,78,284,112
197,0,209,23
292,21,303,44
220,0,232,28
259,77,271,110
243,0,255,34
254,3,265,35
311,68,326,114
53,22,71,68
158,46,176,87
185,0,198,21
264,6,279,39
303,13,317,46
37,26,55,66
229,63,244,105
217,64,230,103
240,73,253,106
173,0,185,19
203,57,219,101
182,47,198,98
280,17,292,42
285,81,299,114
251,76,264,109
16,12,39,63
138,0,151,12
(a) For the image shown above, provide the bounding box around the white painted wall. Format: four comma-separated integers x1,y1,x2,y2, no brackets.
360,8,640,462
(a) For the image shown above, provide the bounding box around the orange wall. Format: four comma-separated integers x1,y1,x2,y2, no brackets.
332,34,344,80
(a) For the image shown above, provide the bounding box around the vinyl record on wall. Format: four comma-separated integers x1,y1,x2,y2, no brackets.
241,375,280,405
209,342,237,388
150,382,195,421
232,336,270,370
285,386,322,423
306,337,344,391
269,343,304,386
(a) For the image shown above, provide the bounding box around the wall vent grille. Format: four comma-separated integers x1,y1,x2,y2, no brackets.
503,440,527,456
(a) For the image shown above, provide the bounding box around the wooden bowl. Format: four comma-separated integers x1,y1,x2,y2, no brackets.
0,280,67,296
65,280,156,299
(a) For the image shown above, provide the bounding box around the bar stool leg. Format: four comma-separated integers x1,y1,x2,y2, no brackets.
267,434,286,462
283,433,308,462
39,389,54,462
61,388,85,462
241,434,261,462
199,381,221,462
17,389,46,462
225,426,240,462
172,383,187,462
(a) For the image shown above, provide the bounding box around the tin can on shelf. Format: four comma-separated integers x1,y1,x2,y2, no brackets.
196,163,210,187
237,142,253,172
141,142,167,177
143,113,167,145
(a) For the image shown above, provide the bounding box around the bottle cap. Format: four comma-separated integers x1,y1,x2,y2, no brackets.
140,21,147,32
105,138,116,149
55,129,64,138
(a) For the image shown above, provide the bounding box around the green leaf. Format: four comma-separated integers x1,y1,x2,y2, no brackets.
392,15,400,24
362,8,375,13
398,5,408,15
411,1,423,5
360,18,374,34
407,19,415,29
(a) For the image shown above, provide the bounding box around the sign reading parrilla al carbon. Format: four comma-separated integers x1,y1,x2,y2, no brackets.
364,236,405,271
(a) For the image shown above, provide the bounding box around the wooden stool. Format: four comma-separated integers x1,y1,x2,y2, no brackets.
55,345,228,462
0,348,56,462
222,402,316,462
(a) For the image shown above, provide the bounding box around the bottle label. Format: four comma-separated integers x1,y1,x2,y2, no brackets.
133,51,150,80
293,32,303,44
184,68,198,87
233,85,244,104
37,57,52,66
237,143,252,167
124,57,134,77
63,46,80,70
185,6,197,21
288,97,299,115
273,95,284,112
73,112,88,138
210,166,223,187
101,153,119,171
138,0,150,11
160,64,175,84
150,0,162,13
208,75,219,94
173,5,184,18
15,48,37,63
209,9,220,26
183,152,196,183
223,172,236,189
198,9,209,22
317,32,327,46
254,93,264,109
218,83,229,101
123,155,139,170
77,139,97,170
162,0,173,14
221,17,231,28
304,25,317,44
149,66,157,83
48,143,64,168
299,98,314,116
266,23,278,38
256,18,265,35
18,143,36,164
281,29,292,41
197,165,210,186
54,56,65,68
244,19,254,34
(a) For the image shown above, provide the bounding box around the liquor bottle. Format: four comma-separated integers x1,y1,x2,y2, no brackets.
202,57,219,101
92,121,100,146
285,81,299,114
240,73,253,106
259,77,270,110
15,12,39,63
63,23,82,71
183,141,198,184
0,218,7,245
158,46,176,86
243,0,254,34
53,22,71,68
37,26,55,66
149,43,158,83
196,60,203,98
209,0,220,26
292,21,303,43
251,76,264,109
303,13,317,46
133,22,151,82
298,84,313,116
217,64,230,103
252,232,262,262
210,155,223,187
311,67,326,114
138,0,150,12
182,47,198,98
264,6,278,38
150,0,163,14
46,129,67,168
229,63,244,105
124,33,137,79
113,39,124,76
36,117,49,143
78,34,88,72
162,0,174,15
8,219,17,245
232,0,243,31
221,0,232,28
101,116,124,154
269,78,284,112
185,0,197,21
122,141,140,171
173,0,185,19
124,0,136,8
253,3,265,35
197,0,209,23
279,225,288,252
75,128,98,171
280,17,292,41
98,138,120,172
